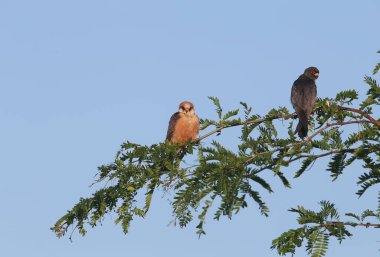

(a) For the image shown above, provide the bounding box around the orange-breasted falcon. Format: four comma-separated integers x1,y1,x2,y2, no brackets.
166,101,200,145
291,67,319,138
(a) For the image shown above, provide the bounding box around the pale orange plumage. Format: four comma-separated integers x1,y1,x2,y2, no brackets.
166,101,200,145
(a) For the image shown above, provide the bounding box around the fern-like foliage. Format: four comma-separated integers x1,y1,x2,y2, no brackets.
51,52,380,256
271,201,367,256
373,50,380,75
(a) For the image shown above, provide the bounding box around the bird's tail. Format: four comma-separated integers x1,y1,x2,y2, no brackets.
295,110,309,138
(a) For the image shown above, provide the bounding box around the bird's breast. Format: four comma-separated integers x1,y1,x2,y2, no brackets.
171,115,200,144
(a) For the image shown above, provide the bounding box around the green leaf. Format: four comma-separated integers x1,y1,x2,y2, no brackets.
222,109,239,121
208,96,223,120
345,212,361,222
328,153,347,181
373,62,380,75
311,233,329,257
294,158,316,178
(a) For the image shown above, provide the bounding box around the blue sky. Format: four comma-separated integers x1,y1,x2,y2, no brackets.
1,1,379,256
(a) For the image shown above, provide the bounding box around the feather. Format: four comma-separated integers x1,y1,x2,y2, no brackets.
291,69,318,138
166,112,181,141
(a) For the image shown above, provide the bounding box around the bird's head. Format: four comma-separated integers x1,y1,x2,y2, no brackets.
178,101,196,116
304,67,319,80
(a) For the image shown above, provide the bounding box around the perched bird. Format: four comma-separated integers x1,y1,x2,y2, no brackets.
166,101,200,145
291,67,319,138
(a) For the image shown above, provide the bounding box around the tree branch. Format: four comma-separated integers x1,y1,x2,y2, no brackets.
195,104,378,146
337,105,380,127
303,120,369,143
245,148,357,176
245,120,370,164
321,221,380,228
286,148,356,164
195,113,296,142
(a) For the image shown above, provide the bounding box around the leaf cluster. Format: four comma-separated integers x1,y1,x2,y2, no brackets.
272,199,380,256
52,51,380,256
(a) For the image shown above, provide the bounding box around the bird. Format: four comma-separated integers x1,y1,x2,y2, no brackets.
291,67,319,138
166,101,200,145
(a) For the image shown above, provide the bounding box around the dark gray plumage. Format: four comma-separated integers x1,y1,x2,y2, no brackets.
291,67,319,138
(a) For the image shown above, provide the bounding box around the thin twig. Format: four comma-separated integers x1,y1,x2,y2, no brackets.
288,148,356,163
337,105,380,127
245,120,370,164
321,221,380,228
245,148,357,176
194,105,379,145
195,113,296,142
304,120,370,143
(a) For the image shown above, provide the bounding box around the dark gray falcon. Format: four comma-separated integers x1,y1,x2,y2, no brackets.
291,67,319,138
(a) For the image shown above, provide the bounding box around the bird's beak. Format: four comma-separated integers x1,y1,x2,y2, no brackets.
314,72,319,78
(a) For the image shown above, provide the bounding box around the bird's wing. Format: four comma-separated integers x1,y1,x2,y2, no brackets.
291,76,317,113
166,112,181,141
194,115,200,136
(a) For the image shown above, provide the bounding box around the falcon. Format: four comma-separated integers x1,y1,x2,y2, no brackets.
291,67,319,138
166,101,200,145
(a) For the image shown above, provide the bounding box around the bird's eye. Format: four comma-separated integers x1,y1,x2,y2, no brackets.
180,106,185,110
189,107,193,110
